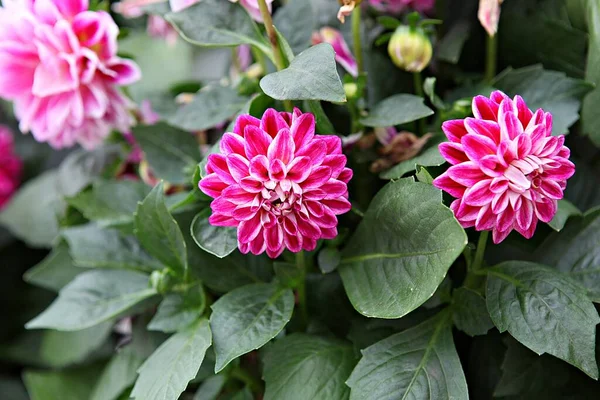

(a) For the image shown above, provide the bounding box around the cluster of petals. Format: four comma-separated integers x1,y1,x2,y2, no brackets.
433,91,575,244
200,108,353,258
0,126,22,210
368,0,435,14
0,0,141,149
312,27,358,77
478,0,503,37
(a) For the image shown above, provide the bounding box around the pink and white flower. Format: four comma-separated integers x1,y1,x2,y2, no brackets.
0,0,141,149
368,0,435,15
478,0,503,37
433,91,575,244
200,108,353,258
312,27,358,77
147,15,178,45
0,126,22,210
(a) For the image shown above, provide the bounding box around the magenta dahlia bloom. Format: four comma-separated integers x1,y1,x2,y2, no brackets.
368,0,435,15
0,126,22,210
433,91,575,244
0,0,141,149
199,108,353,258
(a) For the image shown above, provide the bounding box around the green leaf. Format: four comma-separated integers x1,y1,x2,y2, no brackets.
494,337,571,398
318,247,341,274
210,283,294,372
305,100,336,134
493,65,594,134
377,16,400,29
39,322,113,368
260,43,346,102
135,183,188,274
148,284,206,333
131,319,212,400
436,21,471,64
26,270,156,331
423,77,447,110
535,208,600,301
346,311,468,400
360,94,434,127
548,199,581,231
23,364,102,400
451,287,493,337
273,0,313,55
379,136,445,180
67,180,151,229
167,86,248,132
62,224,163,272
191,209,237,258
132,123,200,184
23,242,81,292
263,334,355,400
165,0,269,53
193,374,226,400
273,261,303,287
486,261,600,378
339,179,467,318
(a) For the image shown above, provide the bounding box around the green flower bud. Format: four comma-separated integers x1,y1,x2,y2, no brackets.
387,26,432,73
149,269,175,294
344,82,358,100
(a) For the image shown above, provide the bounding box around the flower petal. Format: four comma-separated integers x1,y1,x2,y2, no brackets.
267,128,295,164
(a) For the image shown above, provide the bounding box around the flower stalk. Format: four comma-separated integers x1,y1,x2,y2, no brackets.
485,34,497,82
296,250,309,329
413,71,425,134
351,6,364,74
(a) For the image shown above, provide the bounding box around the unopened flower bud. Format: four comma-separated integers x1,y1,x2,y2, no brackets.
149,269,175,294
387,26,432,73
344,83,359,100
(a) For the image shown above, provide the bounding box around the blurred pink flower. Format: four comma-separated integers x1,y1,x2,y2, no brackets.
168,0,272,22
112,0,164,18
478,0,503,37
199,108,353,258
368,0,435,14
0,126,22,210
0,0,141,149
124,99,160,164
433,91,575,243
312,27,358,77
147,15,178,45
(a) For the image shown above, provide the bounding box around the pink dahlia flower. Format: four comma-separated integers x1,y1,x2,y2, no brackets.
368,0,435,15
0,0,141,149
433,91,575,244
0,126,22,210
199,108,353,258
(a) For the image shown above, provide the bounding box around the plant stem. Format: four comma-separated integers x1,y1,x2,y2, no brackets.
485,34,497,82
413,72,425,134
231,367,263,394
472,230,489,273
463,230,489,289
257,0,292,112
296,250,308,329
352,6,364,74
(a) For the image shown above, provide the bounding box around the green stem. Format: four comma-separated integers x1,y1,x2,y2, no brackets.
296,251,308,329
484,34,497,82
251,46,267,75
472,230,489,273
352,6,364,74
413,72,425,134
231,367,263,394
463,231,489,289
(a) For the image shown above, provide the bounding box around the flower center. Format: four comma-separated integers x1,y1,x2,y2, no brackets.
506,155,545,193
260,180,302,217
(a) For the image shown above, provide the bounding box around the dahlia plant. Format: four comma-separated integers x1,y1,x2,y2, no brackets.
0,0,599,399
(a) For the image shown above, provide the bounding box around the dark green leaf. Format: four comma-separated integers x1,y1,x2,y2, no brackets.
23,364,102,400
346,311,468,400
23,242,81,292
260,43,346,102
67,180,150,228
452,287,493,337
273,0,313,55
535,208,600,301
486,261,599,378
26,270,156,331
493,65,594,134
548,199,581,231
263,334,355,400
167,86,248,132
360,94,434,127
165,0,269,53
62,224,162,272
148,284,206,333
318,247,341,274
273,261,303,287
379,137,445,180
132,123,200,184
191,209,237,258
339,179,467,318
131,319,212,400
193,374,226,400
580,0,600,145
135,183,188,274
423,77,447,110
210,283,294,372
436,21,471,64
